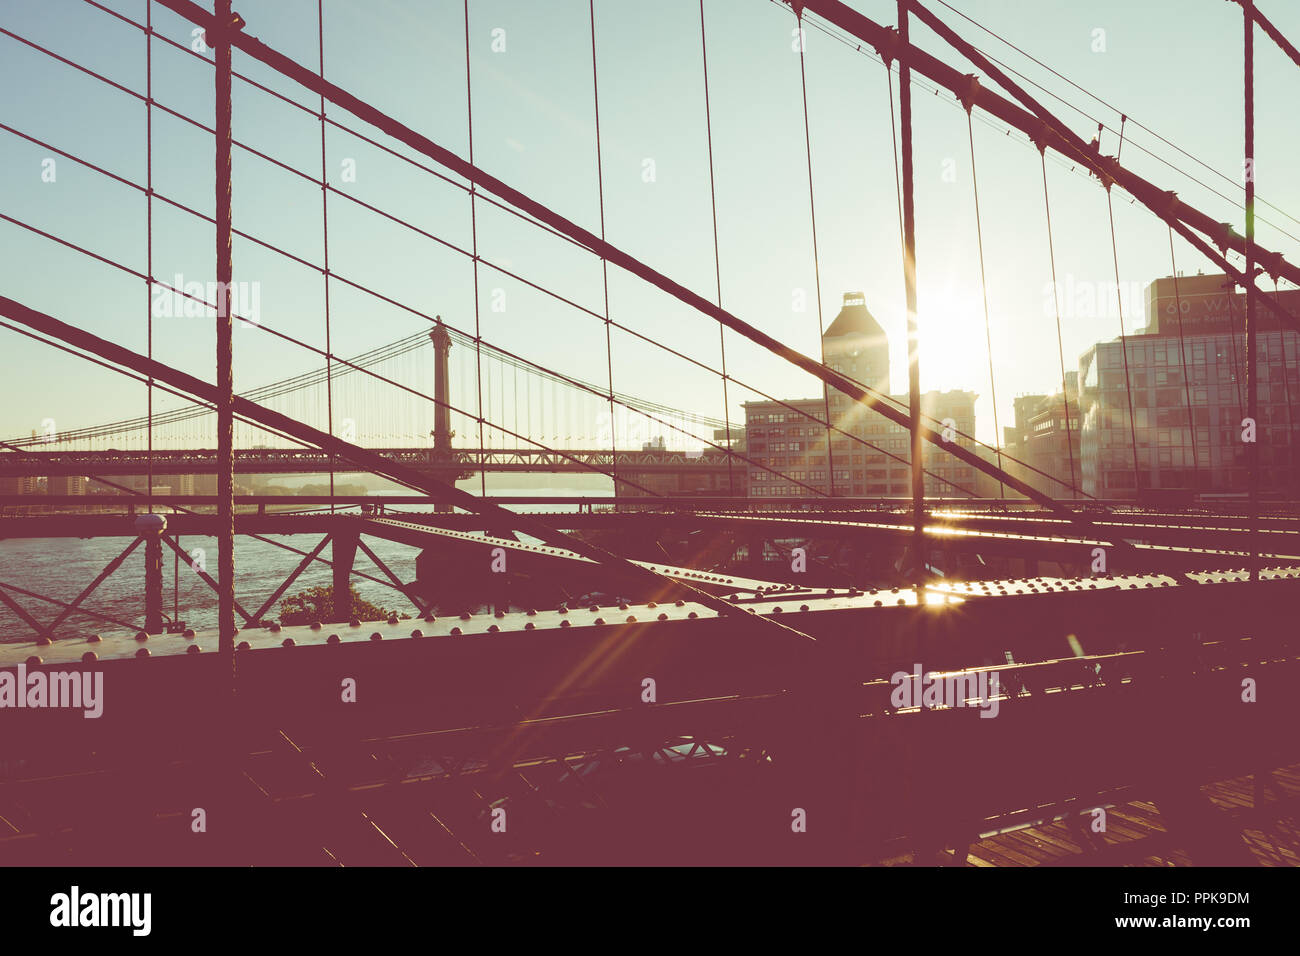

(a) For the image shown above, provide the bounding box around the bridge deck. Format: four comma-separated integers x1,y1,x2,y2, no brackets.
880,764,1300,867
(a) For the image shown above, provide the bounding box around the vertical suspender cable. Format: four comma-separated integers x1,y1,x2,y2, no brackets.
1105,188,1142,497
1167,230,1200,491
464,0,487,496
146,0,154,512
318,0,335,512
965,107,1003,497
699,0,735,497
897,0,925,575
886,62,905,266
1039,150,1078,497
794,6,835,496
1244,0,1259,578
1225,288,1247,422
588,0,618,496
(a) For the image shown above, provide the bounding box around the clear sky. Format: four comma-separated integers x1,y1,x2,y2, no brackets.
1,0,1298,450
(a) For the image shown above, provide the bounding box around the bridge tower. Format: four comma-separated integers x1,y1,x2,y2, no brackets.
429,317,452,461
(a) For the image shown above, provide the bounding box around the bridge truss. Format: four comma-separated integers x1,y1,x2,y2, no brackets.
1,0,1299,865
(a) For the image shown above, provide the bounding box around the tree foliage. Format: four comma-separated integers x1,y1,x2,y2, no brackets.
279,583,392,626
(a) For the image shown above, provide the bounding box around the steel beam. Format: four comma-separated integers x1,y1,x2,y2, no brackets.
1245,0,1260,581
793,0,1300,290
896,0,926,581
141,0,1174,567
0,294,816,647
214,0,238,689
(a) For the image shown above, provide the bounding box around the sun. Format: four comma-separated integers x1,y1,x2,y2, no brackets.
911,279,990,393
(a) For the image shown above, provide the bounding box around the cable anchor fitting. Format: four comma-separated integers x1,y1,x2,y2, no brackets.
1028,118,1050,154
1257,249,1287,281
957,73,980,114
877,26,901,69
1090,151,1119,192
1212,222,1238,252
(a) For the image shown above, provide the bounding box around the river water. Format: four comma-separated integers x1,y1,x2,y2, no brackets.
0,483,611,642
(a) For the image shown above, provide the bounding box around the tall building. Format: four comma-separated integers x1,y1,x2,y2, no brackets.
746,293,979,498
1077,272,1300,498
120,475,174,496
0,476,37,496
47,475,87,496
1001,375,1081,498
822,291,891,397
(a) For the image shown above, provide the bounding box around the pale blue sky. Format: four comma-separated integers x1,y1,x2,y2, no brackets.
1,0,1297,449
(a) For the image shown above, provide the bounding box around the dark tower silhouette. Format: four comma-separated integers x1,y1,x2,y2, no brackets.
429,317,452,460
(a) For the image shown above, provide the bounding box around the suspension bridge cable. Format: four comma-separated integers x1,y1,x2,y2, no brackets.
443,325,727,429
699,0,736,497
785,0,1300,303
0,20,1052,503
1225,284,1248,421
463,0,487,497
75,0,621,259
3,307,684,503
965,105,1004,498
0,325,429,447
885,60,905,263
928,0,1300,236
1245,0,1260,581
0,272,682,502
901,0,1300,326
1106,189,1144,495
0,188,996,501
146,0,154,510
794,6,836,496
1234,0,1300,70
0,180,992,502
71,0,1300,304
778,0,1300,254
874,57,995,495
0,37,1085,480
1039,150,1079,496
897,0,927,571
444,324,979,496
2,285,927,505
1167,229,1202,491
318,0,336,510
588,0,619,493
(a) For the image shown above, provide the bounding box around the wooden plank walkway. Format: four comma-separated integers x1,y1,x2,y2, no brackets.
878,764,1300,866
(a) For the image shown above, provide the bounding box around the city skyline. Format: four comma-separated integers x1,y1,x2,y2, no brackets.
3,0,1300,881
2,0,1299,452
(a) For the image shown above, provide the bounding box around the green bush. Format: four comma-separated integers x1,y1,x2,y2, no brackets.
279,583,393,626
